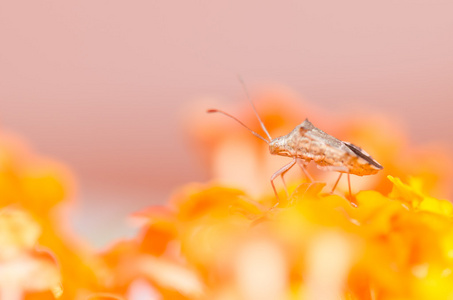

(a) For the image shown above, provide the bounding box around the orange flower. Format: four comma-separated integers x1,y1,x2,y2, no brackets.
127,175,453,299
341,117,452,198
0,207,62,299
0,133,99,299
2,86,453,300
87,87,452,299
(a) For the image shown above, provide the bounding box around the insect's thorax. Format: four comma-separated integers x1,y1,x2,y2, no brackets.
269,126,315,158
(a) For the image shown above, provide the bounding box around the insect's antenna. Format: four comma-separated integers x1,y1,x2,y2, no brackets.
207,109,270,144
237,76,273,141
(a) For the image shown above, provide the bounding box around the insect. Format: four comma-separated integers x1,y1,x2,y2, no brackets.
208,83,383,206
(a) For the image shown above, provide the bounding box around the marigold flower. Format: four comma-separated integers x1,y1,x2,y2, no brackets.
128,175,453,299
0,207,62,299
0,133,98,299
2,87,453,300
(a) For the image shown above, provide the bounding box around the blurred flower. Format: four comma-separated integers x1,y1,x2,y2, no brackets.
0,133,98,299
127,175,453,299
0,207,61,299
1,86,453,299
340,116,452,198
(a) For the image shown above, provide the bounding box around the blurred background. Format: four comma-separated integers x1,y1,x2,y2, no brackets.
1,0,452,247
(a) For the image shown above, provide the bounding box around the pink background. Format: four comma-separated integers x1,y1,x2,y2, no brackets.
1,0,452,246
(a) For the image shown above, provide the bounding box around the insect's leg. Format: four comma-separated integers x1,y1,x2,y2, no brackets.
280,174,289,198
346,173,358,207
347,173,352,198
330,173,343,194
280,158,298,197
297,159,313,182
271,158,297,202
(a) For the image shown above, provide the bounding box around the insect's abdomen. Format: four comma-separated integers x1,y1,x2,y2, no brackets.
298,141,381,176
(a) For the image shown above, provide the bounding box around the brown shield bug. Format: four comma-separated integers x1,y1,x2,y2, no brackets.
208,82,383,206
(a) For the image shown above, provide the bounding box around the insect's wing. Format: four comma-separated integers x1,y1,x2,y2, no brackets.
343,142,383,169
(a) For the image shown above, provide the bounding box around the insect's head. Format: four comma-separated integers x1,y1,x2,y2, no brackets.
269,136,292,157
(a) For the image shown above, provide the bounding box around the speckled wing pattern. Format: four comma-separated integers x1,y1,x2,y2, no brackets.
296,119,383,174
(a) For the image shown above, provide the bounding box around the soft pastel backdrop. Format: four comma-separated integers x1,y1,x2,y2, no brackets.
1,0,452,247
